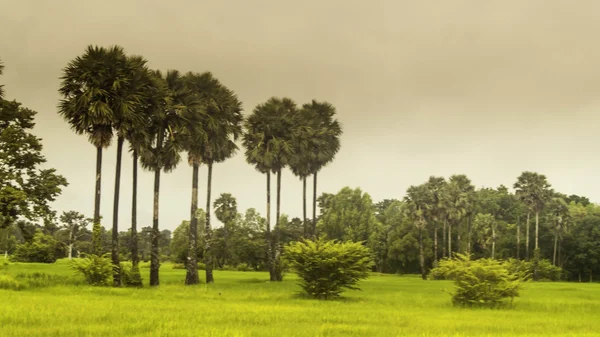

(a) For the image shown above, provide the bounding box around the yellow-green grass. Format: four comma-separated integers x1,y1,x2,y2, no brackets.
0,257,599,337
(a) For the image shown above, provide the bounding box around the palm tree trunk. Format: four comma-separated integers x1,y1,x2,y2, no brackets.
418,224,426,280
442,217,447,258
131,151,139,267
492,222,496,259
266,171,275,281
92,146,103,255
150,166,161,287
467,216,472,254
516,215,521,259
535,211,540,250
433,222,438,263
448,222,452,257
526,212,530,261
273,168,283,281
553,222,558,266
312,171,318,238
111,136,124,287
457,221,461,253
303,176,308,238
185,162,200,285
205,162,214,284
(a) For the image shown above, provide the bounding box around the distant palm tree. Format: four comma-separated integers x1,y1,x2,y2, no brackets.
183,72,242,284
139,69,192,286
303,101,342,237
404,184,430,280
424,176,446,262
0,57,5,99
514,171,552,260
243,97,297,281
443,174,474,256
59,45,134,257
547,196,569,266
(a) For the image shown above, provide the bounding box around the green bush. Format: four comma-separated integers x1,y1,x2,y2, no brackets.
505,258,562,281
0,274,22,290
10,232,58,263
71,254,114,286
120,262,143,287
429,253,523,308
236,263,251,272
284,238,373,300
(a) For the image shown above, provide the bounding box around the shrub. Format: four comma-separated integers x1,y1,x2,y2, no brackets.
505,257,562,281
236,263,251,272
429,253,523,308
71,254,114,286
0,274,22,290
10,232,58,263
120,262,143,287
284,238,373,300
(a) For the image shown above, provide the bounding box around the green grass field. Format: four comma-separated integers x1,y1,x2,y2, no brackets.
1,258,599,337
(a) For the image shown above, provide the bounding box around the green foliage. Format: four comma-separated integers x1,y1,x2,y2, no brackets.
71,254,114,286
284,238,373,299
120,262,143,287
505,257,562,281
0,274,22,290
429,253,523,307
11,232,58,263
236,262,251,272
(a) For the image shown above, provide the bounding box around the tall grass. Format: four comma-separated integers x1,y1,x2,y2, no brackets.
0,257,599,336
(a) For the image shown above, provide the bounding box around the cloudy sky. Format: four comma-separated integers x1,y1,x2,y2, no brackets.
1,0,600,230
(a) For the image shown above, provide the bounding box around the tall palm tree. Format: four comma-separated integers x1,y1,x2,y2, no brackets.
182,72,242,284
303,101,342,237
514,171,552,260
443,174,474,256
404,184,430,280
547,196,569,266
0,57,5,99
424,176,446,262
58,45,134,256
243,97,297,281
139,69,191,286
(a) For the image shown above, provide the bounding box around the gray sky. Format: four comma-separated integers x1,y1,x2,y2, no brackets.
2,0,600,230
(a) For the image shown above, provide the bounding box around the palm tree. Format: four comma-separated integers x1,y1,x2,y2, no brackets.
139,69,191,286
514,171,552,260
0,57,5,99
183,72,242,284
243,97,297,281
303,101,342,237
443,174,474,256
58,45,133,256
404,184,430,280
548,196,569,266
424,176,446,262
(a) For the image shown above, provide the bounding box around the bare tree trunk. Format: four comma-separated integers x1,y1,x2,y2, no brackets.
312,171,318,238
466,216,472,254
266,171,275,281
111,136,124,287
273,168,283,281
457,220,462,253
92,146,103,255
433,223,438,263
205,162,214,284
68,243,73,260
185,163,200,285
150,166,161,287
525,212,530,261
516,215,521,259
553,222,558,266
442,217,447,258
303,176,308,238
418,224,426,280
492,222,496,259
131,151,139,267
448,222,452,258
535,211,540,251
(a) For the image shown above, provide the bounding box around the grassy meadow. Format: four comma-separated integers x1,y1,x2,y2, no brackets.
1,257,599,337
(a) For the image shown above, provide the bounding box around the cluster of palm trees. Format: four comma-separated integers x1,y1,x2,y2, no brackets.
403,172,554,279
57,45,342,286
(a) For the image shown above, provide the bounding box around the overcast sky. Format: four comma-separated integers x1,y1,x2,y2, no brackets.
2,0,600,231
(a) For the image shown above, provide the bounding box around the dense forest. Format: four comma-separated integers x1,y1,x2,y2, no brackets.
1,47,599,285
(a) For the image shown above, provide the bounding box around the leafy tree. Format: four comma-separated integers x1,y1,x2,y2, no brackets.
170,209,206,264
243,97,298,281
547,197,570,266
472,213,497,258
443,175,474,255
58,211,91,259
404,184,431,279
514,172,552,259
1,99,68,229
183,72,242,284
424,176,446,261
284,238,372,299
11,231,59,263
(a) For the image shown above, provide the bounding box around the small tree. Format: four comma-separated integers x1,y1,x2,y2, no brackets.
11,231,59,263
429,253,523,307
284,238,372,299
71,253,114,286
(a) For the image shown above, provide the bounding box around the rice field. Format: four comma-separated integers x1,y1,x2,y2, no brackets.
1,257,599,337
